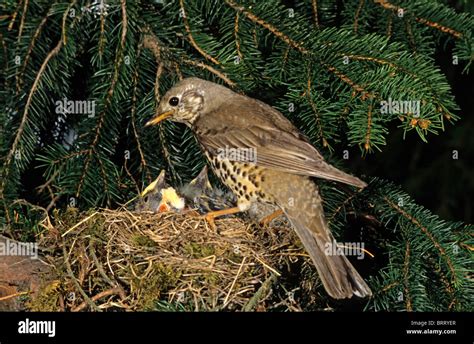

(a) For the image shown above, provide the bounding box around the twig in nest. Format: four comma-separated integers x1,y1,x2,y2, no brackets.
62,239,101,312
223,257,247,307
71,287,124,312
0,291,29,302
62,211,99,237
89,242,127,300
243,273,278,311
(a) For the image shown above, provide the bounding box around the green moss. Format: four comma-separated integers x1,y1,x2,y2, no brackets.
132,234,158,248
55,207,81,226
183,242,215,258
28,280,62,311
203,272,220,285
135,263,183,310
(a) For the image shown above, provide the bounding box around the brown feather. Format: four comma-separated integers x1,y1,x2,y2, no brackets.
194,97,366,188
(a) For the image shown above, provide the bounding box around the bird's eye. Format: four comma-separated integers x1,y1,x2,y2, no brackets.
169,97,179,106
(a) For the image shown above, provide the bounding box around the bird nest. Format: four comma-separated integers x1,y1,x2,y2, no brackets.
24,207,324,312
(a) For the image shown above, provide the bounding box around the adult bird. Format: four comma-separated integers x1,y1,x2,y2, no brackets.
145,77,371,299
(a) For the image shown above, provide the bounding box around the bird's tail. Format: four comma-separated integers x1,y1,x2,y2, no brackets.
274,176,372,299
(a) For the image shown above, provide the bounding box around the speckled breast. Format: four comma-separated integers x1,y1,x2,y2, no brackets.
203,151,274,204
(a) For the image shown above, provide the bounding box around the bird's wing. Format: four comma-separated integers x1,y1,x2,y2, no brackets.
195,97,366,188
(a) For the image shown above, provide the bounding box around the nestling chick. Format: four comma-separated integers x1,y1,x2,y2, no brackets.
179,165,236,214
135,170,185,213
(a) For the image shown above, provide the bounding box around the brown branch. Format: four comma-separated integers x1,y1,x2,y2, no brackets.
124,159,141,194
234,13,243,61
17,14,49,92
323,63,374,100
381,281,399,292
154,54,164,105
17,0,29,42
71,287,122,312
0,33,8,84
426,254,456,310
98,8,106,56
404,18,417,54
384,197,457,283
225,0,308,53
62,239,101,312
415,17,462,39
353,0,365,34
373,0,463,39
182,58,236,87
403,241,412,311
282,46,290,66
0,291,29,302
345,54,398,68
179,0,220,65
7,0,22,31
386,13,393,38
158,125,176,182
52,149,89,165
364,104,373,151
45,185,61,212
37,167,62,194
89,244,126,300
327,188,363,225
252,27,258,48
311,0,320,29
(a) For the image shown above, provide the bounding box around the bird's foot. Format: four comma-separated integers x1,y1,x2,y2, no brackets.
202,206,242,231
204,213,218,231
259,209,283,227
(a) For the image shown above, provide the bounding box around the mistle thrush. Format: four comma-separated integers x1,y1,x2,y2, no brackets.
145,77,372,299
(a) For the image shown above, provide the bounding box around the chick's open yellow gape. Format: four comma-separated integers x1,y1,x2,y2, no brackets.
159,187,185,212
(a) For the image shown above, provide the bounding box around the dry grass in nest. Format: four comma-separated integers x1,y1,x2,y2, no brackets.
31,207,322,312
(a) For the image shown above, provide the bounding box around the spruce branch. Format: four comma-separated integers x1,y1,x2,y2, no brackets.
16,14,49,92
384,197,457,282
182,58,236,87
16,0,29,44
403,241,412,311
7,0,22,31
311,0,320,30
374,0,463,39
179,0,221,65
305,70,328,148
76,0,128,198
1,1,77,217
224,0,308,53
353,0,365,34
130,41,151,183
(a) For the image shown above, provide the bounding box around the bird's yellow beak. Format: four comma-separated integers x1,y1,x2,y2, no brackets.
145,110,174,126
140,178,158,197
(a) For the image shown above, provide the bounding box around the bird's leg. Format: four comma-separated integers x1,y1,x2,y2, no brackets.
203,207,242,230
259,209,284,226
